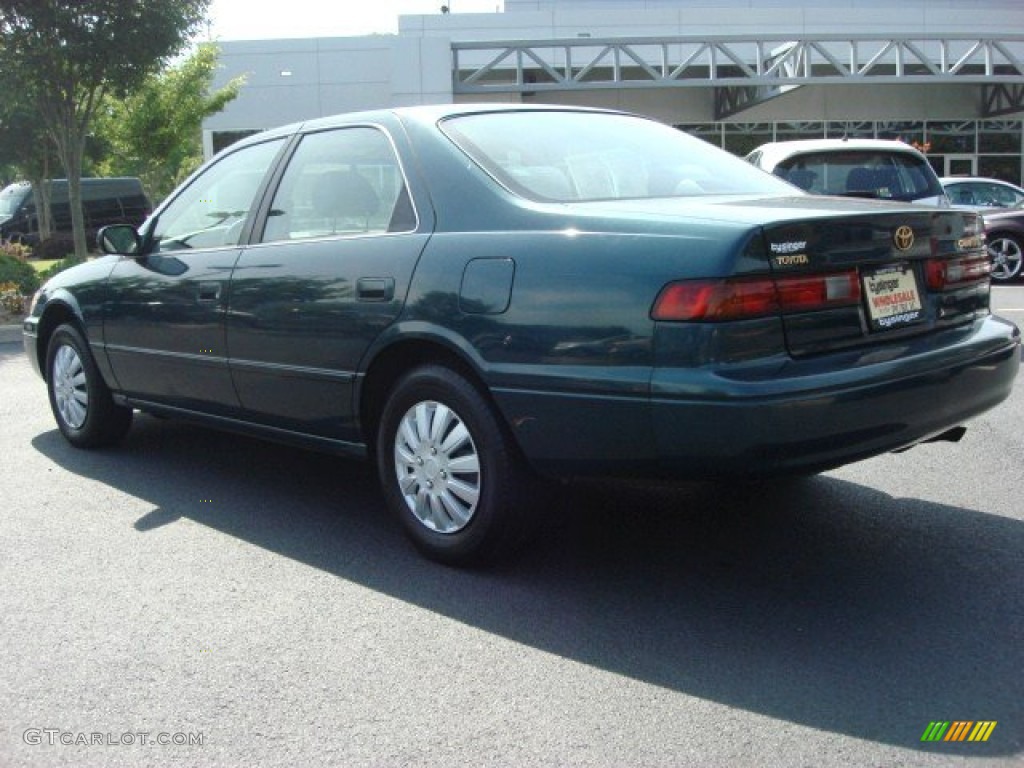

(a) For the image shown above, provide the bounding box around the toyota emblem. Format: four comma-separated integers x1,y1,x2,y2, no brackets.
894,225,915,251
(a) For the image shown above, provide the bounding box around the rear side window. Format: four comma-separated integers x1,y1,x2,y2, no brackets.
947,181,1024,208
775,151,944,202
260,126,415,243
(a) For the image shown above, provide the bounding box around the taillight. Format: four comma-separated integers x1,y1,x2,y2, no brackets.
924,255,991,290
650,278,778,321
652,270,860,322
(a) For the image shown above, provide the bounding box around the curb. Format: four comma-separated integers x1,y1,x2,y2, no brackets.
0,324,24,344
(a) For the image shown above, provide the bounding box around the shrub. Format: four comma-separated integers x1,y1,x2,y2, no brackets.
0,253,40,295
0,240,32,262
33,234,76,261
0,281,26,315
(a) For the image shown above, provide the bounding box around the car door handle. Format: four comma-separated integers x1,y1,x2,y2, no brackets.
356,277,394,302
197,281,222,302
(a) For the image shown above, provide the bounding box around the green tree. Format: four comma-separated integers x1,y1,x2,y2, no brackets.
0,54,58,239
0,98,58,241
97,43,245,204
0,0,209,258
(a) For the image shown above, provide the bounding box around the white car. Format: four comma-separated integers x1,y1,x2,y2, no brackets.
940,176,1024,209
747,138,949,207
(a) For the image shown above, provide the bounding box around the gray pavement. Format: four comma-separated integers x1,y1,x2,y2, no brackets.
0,323,22,344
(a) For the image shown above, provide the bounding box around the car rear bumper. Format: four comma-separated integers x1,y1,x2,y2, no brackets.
659,316,1020,476
496,315,1020,478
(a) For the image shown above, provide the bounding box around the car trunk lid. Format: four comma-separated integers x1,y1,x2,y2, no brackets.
761,207,989,356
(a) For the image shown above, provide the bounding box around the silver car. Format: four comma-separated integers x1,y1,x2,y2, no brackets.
941,176,1024,209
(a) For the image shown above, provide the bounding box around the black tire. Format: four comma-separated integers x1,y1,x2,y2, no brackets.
376,365,537,566
46,323,133,449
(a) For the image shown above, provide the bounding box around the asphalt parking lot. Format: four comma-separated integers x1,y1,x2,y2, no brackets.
1,286,1022,767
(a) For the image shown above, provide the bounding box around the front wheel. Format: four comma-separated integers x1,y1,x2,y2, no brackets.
988,234,1023,282
376,365,537,565
46,323,133,448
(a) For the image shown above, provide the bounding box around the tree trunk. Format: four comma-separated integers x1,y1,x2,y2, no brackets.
29,156,53,242
65,149,87,259
47,102,91,260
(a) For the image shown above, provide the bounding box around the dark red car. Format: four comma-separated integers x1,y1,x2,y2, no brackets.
982,204,1024,282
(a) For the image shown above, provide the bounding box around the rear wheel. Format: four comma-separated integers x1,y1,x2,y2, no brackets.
376,365,536,565
46,323,133,448
988,234,1023,282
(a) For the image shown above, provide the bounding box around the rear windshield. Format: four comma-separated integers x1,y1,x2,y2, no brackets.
773,151,944,202
440,111,794,203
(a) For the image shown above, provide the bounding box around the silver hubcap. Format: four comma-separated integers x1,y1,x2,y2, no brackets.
53,344,88,429
394,400,481,534
989,237,1022,281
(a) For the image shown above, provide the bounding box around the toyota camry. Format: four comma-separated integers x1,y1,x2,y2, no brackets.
23,105,1021,564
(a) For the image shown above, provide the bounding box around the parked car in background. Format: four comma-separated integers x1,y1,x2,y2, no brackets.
941,176,1024,209
938,178,1024,281
22,105,1020,564
747,138,949,206
979,203,1024,282
0,177,150,246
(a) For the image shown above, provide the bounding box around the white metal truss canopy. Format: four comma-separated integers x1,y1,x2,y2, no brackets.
451,34,1024,119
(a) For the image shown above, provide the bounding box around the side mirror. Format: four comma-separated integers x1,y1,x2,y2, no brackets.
98,224,141,256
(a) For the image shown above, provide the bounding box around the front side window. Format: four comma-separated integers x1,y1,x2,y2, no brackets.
261,126,414,243
150,138,284,252
441,111,793,203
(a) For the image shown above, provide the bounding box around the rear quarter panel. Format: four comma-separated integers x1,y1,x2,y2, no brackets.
396,115,769,469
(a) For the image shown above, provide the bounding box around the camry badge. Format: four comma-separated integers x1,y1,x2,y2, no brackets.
894,225,915,251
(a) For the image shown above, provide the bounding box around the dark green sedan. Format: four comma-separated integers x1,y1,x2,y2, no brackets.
23,105,1021,564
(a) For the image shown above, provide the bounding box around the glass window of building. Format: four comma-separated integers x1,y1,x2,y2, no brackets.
678,123,723,148
978,120,1022,154
775,122,825,141
927,121,976,154
827,122,875,139
876,121,924,146
723,123,772,156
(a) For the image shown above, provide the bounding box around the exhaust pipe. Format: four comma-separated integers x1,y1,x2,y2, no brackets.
892,425,967,453
923,426,967,444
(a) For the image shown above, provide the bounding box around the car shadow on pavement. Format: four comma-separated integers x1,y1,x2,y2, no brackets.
32,415,1023,757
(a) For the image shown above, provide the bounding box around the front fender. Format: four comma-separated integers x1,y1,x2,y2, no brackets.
27,257,118,386
25,290,88,380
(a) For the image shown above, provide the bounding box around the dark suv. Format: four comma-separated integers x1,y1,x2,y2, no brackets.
0,177,150,246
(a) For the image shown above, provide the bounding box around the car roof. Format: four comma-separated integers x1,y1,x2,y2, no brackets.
939,176,1024,190
227,103,627,153
750,138,928,170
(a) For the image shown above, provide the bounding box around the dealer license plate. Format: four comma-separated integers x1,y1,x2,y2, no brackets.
862,264,923,331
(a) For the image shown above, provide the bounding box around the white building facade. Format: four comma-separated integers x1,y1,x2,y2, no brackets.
203,0,1024,182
